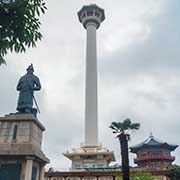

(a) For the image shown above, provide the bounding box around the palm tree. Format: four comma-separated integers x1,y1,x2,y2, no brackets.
109,119,140,180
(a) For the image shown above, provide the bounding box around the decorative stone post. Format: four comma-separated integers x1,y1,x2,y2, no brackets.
24,159,33,180
39,165,45,180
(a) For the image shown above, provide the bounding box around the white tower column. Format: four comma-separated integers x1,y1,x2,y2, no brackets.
85,22,98,146
63,5,115,170
78,4,105,147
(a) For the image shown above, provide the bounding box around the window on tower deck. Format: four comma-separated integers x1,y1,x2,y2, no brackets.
87,11,93,16
82,13,86,18
95,12,100,17
12,125,18,141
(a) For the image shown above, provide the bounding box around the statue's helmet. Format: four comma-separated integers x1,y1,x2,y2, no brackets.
26,64,34,72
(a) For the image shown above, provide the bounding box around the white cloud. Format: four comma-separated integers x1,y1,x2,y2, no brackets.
99,0,165,54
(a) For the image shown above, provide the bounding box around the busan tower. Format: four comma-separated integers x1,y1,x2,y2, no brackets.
64,4,115,170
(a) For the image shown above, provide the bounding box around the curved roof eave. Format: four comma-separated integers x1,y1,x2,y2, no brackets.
130,135,178,153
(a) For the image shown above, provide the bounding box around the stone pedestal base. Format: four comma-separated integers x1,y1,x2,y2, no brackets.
64,144,115,170
0,114,49,180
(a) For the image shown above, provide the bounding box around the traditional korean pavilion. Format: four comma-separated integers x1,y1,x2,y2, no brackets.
130,133,178,169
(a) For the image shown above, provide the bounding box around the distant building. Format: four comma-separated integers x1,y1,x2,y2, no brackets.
130,133,178,169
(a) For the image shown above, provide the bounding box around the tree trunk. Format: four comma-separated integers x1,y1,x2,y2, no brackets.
118,134,130,180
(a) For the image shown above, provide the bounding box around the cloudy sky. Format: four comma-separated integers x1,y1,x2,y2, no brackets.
0,0,180,170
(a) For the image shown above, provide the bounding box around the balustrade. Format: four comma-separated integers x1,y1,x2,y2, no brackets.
134,154,175,163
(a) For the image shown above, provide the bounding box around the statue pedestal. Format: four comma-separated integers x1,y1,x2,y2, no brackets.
0,114,49,180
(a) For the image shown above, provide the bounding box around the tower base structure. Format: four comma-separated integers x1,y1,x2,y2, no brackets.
63,144,115,170
0,114,49,180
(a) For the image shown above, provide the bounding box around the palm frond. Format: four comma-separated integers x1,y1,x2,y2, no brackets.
122,119,132,130
117,122,123,130
110,119,140,137
109,122,119,133
109,122,118,130
130,123,140,130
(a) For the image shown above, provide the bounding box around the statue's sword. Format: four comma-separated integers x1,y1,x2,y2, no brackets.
26,77,41,114
31,92,41,114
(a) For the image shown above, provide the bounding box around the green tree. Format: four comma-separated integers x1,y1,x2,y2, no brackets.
167,167,180,180
131,172,155,180
109,119,140,180
0,0,47,65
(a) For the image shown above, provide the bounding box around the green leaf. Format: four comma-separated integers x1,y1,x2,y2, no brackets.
0,55,6,65
0,0,46,65
40,7,45,14
130,123,140,130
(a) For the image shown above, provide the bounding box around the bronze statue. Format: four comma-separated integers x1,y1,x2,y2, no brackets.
16,64,41,116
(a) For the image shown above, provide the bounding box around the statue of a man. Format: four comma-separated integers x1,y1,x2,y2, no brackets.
16,64,41,115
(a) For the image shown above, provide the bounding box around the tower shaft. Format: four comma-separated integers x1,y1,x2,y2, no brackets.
85,23,98,146
63,5,115,170
77,4,105,147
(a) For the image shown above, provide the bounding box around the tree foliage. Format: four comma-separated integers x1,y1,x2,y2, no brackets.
131,172,155,180
115,173,155,180
0,0,47,65
110,119,140,137
167,167,180,180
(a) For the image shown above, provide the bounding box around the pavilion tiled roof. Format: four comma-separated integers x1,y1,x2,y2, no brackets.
130,133,178,153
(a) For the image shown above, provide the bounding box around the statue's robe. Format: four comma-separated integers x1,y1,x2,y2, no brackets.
16,73,41,112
